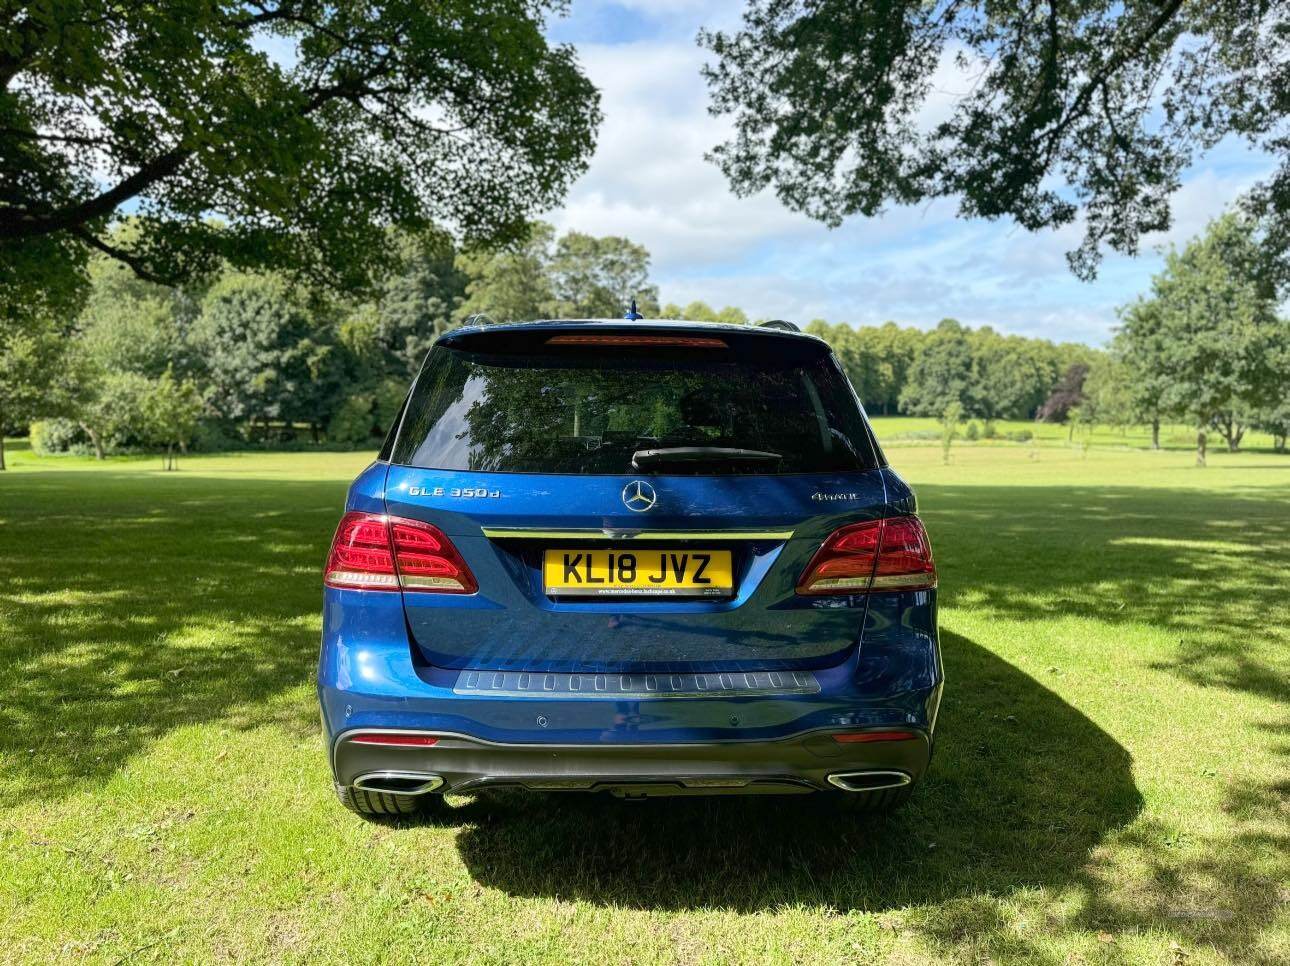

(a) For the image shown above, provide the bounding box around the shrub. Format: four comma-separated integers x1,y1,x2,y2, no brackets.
983,419,998,439
190,419,246,452
965,421,980,441
328,395,379,446
1007,429,1034,443
30,419,91,456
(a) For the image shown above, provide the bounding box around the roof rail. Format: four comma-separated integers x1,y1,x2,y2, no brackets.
758,319,800,332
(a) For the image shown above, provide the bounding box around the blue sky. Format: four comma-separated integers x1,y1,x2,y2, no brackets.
543,1,1279,346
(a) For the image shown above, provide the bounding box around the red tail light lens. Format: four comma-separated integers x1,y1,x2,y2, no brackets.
389,517,478,593
831,730,918,744
871,517,937,590
324,512,399,590
324,512,477,594
347,733,440,747
796,516,936,595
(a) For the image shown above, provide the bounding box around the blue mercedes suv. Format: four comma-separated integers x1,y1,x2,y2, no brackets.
318,318,941,817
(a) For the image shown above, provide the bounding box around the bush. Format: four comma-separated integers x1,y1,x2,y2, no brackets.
190,419,246,452
1006,429,1034,443
983,419,998,439
965,421,980,441
328,395,379,446
327,378,407,447
30,419,91,456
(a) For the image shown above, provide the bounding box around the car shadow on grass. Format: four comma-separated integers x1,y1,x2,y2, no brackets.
448,629,1143,914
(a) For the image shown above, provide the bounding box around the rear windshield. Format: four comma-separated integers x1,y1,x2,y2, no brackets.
391,333,879,475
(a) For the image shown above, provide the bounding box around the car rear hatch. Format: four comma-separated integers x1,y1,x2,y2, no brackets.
383,323,892,674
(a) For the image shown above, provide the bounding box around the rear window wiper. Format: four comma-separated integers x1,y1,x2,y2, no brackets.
631,447,783,469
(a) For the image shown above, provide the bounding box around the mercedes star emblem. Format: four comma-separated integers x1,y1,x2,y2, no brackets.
621,480,657,512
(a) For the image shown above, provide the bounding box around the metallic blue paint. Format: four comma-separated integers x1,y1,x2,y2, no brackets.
317,320,941,789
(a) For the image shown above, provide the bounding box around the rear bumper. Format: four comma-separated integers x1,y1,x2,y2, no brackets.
332,727,931,797
317,587,943,795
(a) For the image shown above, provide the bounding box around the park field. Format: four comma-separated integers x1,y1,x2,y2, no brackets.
0,433,1286,963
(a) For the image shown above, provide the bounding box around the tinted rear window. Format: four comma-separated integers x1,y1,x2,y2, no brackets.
392,333,878,475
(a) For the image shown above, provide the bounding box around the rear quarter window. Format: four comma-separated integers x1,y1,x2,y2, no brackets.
392,331,880,475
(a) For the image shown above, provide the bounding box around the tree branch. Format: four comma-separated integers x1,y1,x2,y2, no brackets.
69,226,178,286
1035,0,1185,159
0,147,191,240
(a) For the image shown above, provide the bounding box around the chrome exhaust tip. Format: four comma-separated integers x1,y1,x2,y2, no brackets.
352,771,445,796
826,770,912,793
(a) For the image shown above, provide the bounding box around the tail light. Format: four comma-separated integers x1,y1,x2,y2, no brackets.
324,512,477,594
796,516,936,595
831,730,918,744
347,733,440,747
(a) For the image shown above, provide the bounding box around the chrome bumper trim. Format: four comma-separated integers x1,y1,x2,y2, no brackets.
480,527,794,541
452,668,822,699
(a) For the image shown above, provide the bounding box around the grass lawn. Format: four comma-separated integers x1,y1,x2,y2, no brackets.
1,435,1286,963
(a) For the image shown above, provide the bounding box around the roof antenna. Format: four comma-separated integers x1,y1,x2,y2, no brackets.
623,298,643,321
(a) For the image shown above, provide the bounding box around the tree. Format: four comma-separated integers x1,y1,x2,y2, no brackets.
862,323,922,415
456,224,556,323
700,1,1290,280
457,223,663,323
73,372,154,461
1110,302,1172,449
660,301,748,324
547,232,660,318
939,401,962,465
968,328,1055,420
1,0,601,318
192,272,337,437
713,306,749,325
0,316,74,469
140,369,203,470
1036,363,1089,424
898,319,972,416
371,234,467,378
1253,394,1290,454
1251,323,1290,453
1081,355,1137,433
806,320,880,407
1136,213,1285,456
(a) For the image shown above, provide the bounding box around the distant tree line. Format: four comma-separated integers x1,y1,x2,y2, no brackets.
804,317,1098,421
811,213,1288,459
3,212,1285,469
0,220,668,466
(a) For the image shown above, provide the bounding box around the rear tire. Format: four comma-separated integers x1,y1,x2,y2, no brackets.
824,782,914,814
336,783,443,819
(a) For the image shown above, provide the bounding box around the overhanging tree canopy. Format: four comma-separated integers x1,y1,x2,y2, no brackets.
700,0,1289,281
0,0,601,320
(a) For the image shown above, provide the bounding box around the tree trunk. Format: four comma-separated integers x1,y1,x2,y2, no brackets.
1275,433,1286,453
1151,418,1160,450
79,422,104,460
0,431,6,471
1227,424,1244,453
1196,429,1207,467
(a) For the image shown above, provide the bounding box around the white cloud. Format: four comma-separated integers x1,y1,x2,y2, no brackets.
546,14,1279,345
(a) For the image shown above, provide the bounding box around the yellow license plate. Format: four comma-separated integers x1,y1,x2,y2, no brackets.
543,549,733,597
